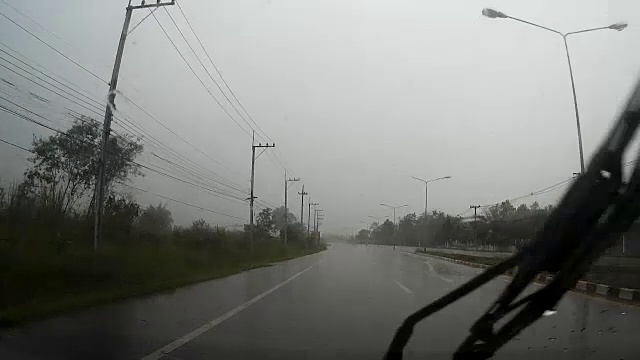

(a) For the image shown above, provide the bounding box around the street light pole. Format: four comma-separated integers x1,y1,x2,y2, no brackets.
380,203,408,250
411,175,451,249
482,8,627,173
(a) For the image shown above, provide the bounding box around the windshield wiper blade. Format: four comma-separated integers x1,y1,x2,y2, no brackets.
384,80,640,360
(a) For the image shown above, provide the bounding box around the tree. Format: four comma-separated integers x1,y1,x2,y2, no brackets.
355,229,370,243
256,208,275,237
24,115,143,215
137,203,173,237
271,206,297,232
398,213,417,246
104,194,140,240
377,219,395,245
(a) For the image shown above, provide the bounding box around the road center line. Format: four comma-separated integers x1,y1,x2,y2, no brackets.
394,280,414,294
140,261,319,360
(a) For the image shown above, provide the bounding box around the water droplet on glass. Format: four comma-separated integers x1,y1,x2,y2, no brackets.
597,330,603,334
621,311,627,315
543,309,557,317
563,348,569,352
527,346,532,350
548,337,557,341
581,327,586,332
543,345,548,349
600,309,608,313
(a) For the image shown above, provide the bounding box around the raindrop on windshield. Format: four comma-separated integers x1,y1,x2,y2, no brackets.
543,309,557,316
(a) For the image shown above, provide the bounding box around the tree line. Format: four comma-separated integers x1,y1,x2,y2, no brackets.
355,200,556,250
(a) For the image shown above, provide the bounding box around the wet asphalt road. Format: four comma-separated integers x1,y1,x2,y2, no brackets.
1,243,639,360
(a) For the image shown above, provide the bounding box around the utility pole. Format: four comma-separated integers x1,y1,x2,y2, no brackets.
249,131,275,252
316,210,324,246
308,202,318,236
470,205,481,246
283,170,299,246
94,0,175,252
298,185,308,230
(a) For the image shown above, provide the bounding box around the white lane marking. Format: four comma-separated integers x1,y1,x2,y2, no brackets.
394,280,414,294
424,261,453,283
141,261,319,360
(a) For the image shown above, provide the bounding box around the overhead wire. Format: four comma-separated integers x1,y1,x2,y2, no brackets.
116,181,247,221
174,0,273,144
0,131,249,221
173,1,302,180
1,3,300,212
163,6,267,143
149,9,253,137
0,8,107,84
0,11,235,179
127,6,159,35
0,41,248,194
1,104,253,210
0,71,135,145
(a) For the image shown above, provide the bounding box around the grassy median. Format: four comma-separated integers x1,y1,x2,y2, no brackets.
0,242,325,327
417,248,640,289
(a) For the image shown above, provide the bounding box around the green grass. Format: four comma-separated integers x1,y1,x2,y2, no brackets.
0,243,325,328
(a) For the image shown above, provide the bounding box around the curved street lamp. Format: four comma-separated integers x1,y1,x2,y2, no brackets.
482,8,627,173
380,203,408,249
411,175,451,249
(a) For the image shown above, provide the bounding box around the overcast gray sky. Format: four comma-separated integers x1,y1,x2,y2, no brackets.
1,0,639,233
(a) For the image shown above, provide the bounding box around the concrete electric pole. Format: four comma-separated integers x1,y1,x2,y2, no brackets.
298,185,308,229
470,205,481,245
94,0,175,252
249,132,275,252
283,170,299,245
308,202,318,236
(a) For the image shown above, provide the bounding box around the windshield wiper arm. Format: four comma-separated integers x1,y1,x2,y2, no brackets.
384,79,640,360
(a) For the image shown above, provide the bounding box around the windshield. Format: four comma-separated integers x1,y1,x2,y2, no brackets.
0,1,639,359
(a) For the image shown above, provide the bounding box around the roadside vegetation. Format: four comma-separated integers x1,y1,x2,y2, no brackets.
354,201,554,250
0,117,324,326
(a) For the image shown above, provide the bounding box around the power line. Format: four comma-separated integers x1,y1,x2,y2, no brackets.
127,7,159,35
0,10,233,179
0,5,260,181
174,0,273,144
0,134,249,221
117,181,247,221
0,136,31,153
1,106,252,210
0,86,133,146
150,9,253,137
0,103,246,202
173,1,303,180
163,6,266,143
0,8,107,84
0,42,246,192
150,152,247,196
